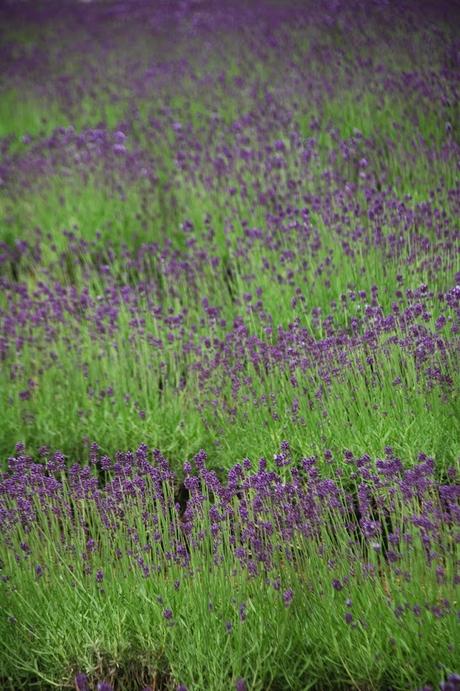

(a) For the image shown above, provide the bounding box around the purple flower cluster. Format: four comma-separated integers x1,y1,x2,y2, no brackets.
0,0,458,469
1,440,457,688
1,443,458,591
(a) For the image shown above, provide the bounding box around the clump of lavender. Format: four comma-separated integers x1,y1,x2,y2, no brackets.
1,442,458,686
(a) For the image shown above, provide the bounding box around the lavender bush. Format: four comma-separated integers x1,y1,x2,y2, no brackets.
0,0,459,688
1,444,459,689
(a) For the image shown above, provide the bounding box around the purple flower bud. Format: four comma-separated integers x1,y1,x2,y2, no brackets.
97,683,113,691
75,673,89,691
86,538,96,552
283,588,294,606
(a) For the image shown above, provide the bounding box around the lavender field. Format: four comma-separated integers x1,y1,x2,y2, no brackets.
0,1,459,689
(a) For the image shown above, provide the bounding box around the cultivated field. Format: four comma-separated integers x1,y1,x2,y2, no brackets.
0,1,459,689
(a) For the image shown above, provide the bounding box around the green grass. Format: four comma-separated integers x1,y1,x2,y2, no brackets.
0,89,69,141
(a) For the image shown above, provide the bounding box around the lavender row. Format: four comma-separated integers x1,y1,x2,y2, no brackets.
2,441,458,581
1,442,459,688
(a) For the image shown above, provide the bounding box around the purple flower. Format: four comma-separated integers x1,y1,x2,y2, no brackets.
236,680,247,691
86,538,96,552
75,673,89,691
97,683,113,691
394,605,404,619
242,457,251,471
283,589,294,607
440,675,460,691
447,674,460,685
20,542,30,555
96,570,104,583
163,608,173,621
344,612,353,625
332,579,343,591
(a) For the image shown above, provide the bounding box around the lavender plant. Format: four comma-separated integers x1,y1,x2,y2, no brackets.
1,444,459,689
